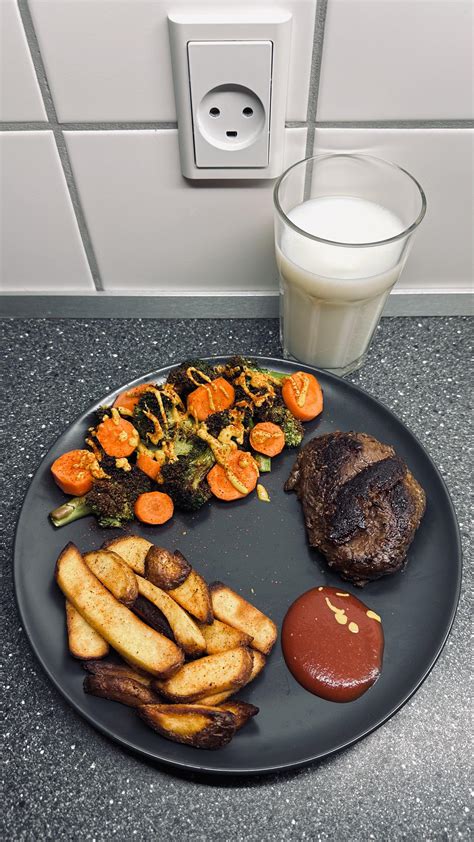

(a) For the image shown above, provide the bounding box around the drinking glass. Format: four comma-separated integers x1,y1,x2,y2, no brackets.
273,153,426,376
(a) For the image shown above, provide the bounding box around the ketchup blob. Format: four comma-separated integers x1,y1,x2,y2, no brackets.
282,586,384,702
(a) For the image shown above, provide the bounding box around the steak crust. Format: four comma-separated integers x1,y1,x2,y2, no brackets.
285,432,426,585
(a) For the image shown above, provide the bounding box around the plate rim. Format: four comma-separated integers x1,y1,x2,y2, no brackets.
13,355,463,776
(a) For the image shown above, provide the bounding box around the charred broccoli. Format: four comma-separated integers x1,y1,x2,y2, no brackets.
133,389,177,443
160,439,215,511
204,410,232,438
50,459,152,528
166,358,216,399
255,403,304,448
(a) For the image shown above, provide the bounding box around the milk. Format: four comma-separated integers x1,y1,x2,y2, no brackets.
277,196,407,372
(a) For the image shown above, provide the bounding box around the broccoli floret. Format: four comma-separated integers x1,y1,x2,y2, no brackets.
205,410,232,438
50,460,152,528
133,389,176,442
256,404,304,448
166,359,216,399
217,355,260,380
161,443,215,511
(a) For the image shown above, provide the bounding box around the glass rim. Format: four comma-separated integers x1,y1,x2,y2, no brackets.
273,153,427,248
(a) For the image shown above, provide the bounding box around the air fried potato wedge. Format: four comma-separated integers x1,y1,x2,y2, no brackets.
84,674,162,707
145,546,191,590
197,618,253,654
137,704,237,749
55,543,184,678
131,595,175,641
218,700,259,730
102,535,152,575
165,569,213,624
65,601,109,659
136,576,206,657
198,649,266,705
210,582,278,655
154,646,253,703
83,550,138,605
82,659,153,687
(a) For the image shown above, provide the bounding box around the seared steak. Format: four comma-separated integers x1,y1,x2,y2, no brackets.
285,432,426,585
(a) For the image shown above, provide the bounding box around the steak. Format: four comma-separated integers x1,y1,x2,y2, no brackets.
285,431,426,586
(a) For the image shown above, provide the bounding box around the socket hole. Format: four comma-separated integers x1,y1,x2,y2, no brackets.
209,107,220,117
226,130,238,138
242,107,254,117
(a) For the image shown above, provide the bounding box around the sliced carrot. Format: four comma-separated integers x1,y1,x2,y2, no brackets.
207,450,259,501
95,415,139,458
250,422,285,457
136,452,161,481
282,371,323,422
51,450,95,496
113,383,154,413
134,492,174,525
187,377,235,421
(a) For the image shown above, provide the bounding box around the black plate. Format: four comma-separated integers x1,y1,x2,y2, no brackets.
14,357,461,775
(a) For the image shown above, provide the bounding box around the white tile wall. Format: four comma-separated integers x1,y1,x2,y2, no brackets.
29,0,316,123
0,132,94,290
317,0,473,121
0,0,47,121
64,128,307,291
313,128,474,292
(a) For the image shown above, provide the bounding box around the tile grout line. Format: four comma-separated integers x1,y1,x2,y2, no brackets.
1,119,473,131
16,0,104,291
303,0,329,197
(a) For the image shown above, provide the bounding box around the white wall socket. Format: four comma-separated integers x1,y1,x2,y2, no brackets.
168,12,292,180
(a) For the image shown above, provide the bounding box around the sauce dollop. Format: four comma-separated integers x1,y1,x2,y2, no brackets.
282,586,384,702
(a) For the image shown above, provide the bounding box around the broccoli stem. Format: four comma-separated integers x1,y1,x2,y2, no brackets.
261,368,287,382
50,496,92,528
254,454,272,472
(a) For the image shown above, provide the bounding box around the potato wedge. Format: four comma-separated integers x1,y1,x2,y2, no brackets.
145,546,191,590
83,550,138,605
84,673,161,707
131,595,174,641
166,569,213,624
55,543,183,678
65,601,109,660
154,646,253,703
102,535,152,575
137,704,237,749
198,649,266,705
209,582,277,655
136,576,205,657
82,659,153,687
197,618,253,655
218,700,259,730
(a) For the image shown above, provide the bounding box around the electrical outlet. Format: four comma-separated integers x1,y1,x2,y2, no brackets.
168,13,292,180
188,41,272,168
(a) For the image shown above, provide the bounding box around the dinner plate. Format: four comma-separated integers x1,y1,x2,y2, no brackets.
14,357,461,775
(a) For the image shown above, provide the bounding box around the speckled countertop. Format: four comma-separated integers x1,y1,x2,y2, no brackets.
1,317,471,841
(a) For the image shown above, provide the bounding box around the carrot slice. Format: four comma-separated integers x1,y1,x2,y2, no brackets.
282,372,323,421
134,492,174,525
250,422,285,457
187,377,235,421
207,450,259,501
51,450,95,496
113,383,154,413
95,416,139,458
137,452,161,481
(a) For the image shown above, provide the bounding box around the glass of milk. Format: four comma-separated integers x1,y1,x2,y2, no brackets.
274,154,426,375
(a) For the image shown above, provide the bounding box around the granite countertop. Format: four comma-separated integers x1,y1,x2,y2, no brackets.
1,316,471,841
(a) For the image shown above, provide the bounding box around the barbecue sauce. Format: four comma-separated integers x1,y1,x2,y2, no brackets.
282,586,384,702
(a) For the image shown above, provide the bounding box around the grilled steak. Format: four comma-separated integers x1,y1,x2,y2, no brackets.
285,431,426,586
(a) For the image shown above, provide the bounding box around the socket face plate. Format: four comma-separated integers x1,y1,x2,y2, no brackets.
188,41,272,168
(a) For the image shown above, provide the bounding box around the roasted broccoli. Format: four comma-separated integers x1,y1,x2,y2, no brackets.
160,439,215,511
255,403,304,448
50,459,152,528
204,410,232,439
133,389,177,443
166,358,216,399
